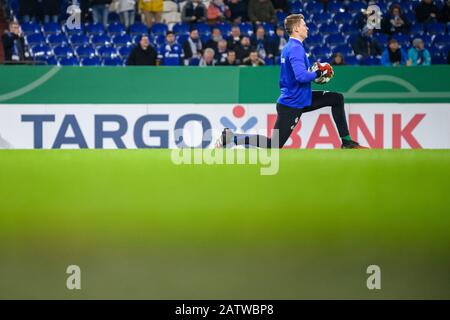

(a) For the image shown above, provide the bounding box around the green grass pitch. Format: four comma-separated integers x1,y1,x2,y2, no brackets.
0,149,449,299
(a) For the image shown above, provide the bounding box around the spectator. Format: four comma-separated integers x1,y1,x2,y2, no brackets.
447,50,450,64
226,0,248,24
205,27,223,51
439,0,450,22
139,0,163,27
2,21,30,63
199,48,216,66
118,0,136,28
219,50,239,65
90,0,112,26
352,27,383,62
251,25,273,60
182,0,207,24
248,0,276,24
271,0,288,12
415,0,439,23
271,25,287,57
207,0,229,25
158,31,184,65
182,29,203,62
42,0,60,23
381,38,409,66
127,35,157,65
243,51,265,66
381,3,410,35
235,35,253,63
19,0,38,23
227,25,242,51
215,39,228,63
330,52,346,65
408,38,431,66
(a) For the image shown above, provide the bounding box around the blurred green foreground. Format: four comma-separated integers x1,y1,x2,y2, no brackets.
0,149,449,299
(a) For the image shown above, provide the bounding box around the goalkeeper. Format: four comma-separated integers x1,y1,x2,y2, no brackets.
216,14,367,149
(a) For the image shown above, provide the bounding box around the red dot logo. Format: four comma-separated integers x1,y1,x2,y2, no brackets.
233,105,245,118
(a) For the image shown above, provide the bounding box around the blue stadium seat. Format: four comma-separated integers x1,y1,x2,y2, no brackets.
311,46,332,59
318,24,339,35
151,23,169,36
344,55,359,66
333,12,352,25
118,45,132,58
431,52,446,64
47,33,68,46
332,45,353,56
372,32,388,45
90,34,112,46
340,24,360,36
433,34,450,49
154,34,166,46
410,23,425,36
21,22,41,35
129,23,148,36
39,56,58,66
313,13,332,25
239,23,254,36
304,2,324,15
189,57,200,66
59,57,80,66
162,57,182,66
305,34,322,47
392,34,411,47
69,34,89,46
288,2,303,14
97,46,118,58
112,34,132,46
176,34,189,45
172,23,190,35
347,2,367,14
42,22,61,35
85,23,105,36
75,45,96,58
362,56,381,66
199,34,210,44
81,57,102,66
107,22,126,35
194,23,211,36
26,33,46,46
426,22,446,35
276,11,288,23
30,44,52,58
307,23,318,35
327,34,346,47
103,57,123,66
53,44,74,58
327,1,345,14
264,57,274,65
216,23,232,37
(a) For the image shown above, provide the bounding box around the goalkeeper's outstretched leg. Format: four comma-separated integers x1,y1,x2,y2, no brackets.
215,91,368,149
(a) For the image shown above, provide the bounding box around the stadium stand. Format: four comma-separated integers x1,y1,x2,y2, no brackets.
1,0,449,66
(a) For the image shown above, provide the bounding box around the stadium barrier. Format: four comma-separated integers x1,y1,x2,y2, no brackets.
0,66,449,149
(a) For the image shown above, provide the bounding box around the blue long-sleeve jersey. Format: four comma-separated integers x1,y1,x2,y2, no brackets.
277,37,317,109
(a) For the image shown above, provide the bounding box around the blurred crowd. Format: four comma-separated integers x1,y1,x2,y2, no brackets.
1,0,450,66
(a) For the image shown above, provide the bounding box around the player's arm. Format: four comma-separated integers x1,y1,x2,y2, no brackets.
289,46,324,83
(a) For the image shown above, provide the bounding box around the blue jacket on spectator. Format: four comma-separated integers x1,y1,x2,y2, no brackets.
408,47,431,66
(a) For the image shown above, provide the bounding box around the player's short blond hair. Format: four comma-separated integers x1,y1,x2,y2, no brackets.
284,14,305,36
